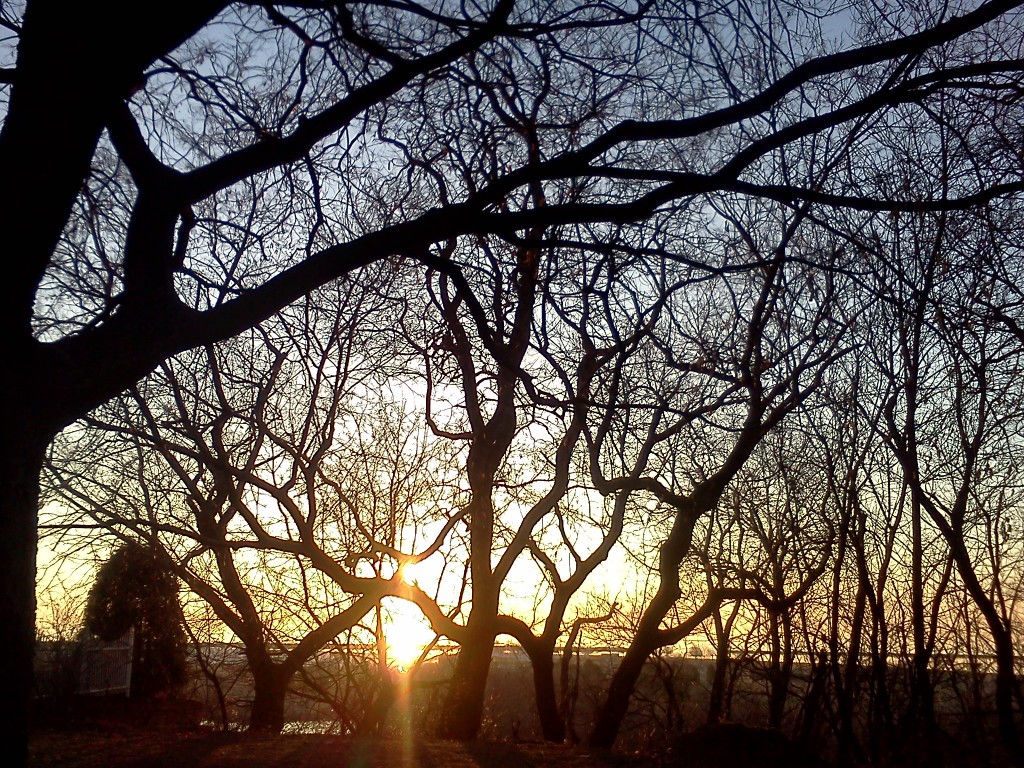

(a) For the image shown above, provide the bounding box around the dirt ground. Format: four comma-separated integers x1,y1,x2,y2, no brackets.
27,696,831,768
29,725,658,768
32,729,647,768
27,696,656,768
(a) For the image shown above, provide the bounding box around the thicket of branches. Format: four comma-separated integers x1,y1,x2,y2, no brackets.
7,0,1024,765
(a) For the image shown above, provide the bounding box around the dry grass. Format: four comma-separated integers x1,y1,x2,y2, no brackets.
28,698,657,768
29,726,659,768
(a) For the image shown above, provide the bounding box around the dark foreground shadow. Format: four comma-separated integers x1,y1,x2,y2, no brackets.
666,723,826,768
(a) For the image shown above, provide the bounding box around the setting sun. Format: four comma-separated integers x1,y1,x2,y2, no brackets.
382,596,438,672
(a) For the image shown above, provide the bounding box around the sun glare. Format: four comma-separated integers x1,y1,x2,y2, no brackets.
383,596,436,672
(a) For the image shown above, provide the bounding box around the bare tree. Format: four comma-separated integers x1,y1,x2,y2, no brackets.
585,204,854,748
385,222,659,740
6,1,1024,760
43,281,461,732
716,431,835,732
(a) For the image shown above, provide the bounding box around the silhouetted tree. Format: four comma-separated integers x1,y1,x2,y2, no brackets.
47,284,456,732
85,542,188,699
6,1,1024,761
585,208,851,748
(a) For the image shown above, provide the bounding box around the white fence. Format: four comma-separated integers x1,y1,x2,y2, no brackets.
77,628,134,696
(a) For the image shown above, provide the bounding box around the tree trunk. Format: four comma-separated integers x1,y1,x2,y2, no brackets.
558,639,582,743
935,534,1021,762
974,593,1021,764
706,613,731,725
588,506,701,750
528,647,564,742
438,626,496,740
868,625,893,762
588,633,655,749
0,419,49,767
360,672,398,736
767,610,787,729
835,583,866,768
248,663,292,733
798,650,829,748
906,496,938,756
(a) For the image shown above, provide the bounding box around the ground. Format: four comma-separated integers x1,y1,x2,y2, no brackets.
29,726,659,768
28,699,658,768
